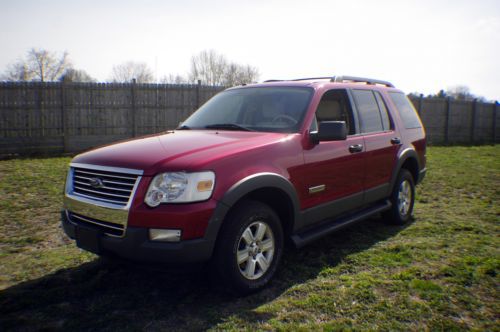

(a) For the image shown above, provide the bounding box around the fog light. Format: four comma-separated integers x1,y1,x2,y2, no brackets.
149,229,181,242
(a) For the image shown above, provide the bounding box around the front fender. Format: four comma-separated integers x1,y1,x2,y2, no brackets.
215,172,302,232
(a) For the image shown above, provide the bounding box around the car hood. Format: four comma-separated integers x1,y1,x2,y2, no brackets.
72,130,289,175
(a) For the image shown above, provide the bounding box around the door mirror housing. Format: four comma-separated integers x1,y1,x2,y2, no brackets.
310,121,347,144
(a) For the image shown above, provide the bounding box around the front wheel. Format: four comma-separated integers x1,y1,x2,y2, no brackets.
383,169,415,225
212,200,284,295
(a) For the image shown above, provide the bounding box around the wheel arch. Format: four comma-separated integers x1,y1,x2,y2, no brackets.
389,148,421,191
218,173,300,239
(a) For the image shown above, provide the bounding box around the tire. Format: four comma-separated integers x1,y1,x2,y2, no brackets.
212,200,284,295
383,169,415,225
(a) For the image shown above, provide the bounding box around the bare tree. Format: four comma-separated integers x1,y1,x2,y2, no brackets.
446,85,475,101
2,48,71,82
226,63,259,86
2,62,31,81
110,61,154,83
161,73,188,84
446,85,488,102
60,68,96,82
188,50,259,87
188,50,227,85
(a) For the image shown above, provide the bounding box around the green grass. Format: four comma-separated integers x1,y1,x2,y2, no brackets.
0,146,498,331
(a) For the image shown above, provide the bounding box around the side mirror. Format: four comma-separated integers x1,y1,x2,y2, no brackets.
310,121,347,144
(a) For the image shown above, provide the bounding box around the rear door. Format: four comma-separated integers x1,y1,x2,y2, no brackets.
350,89,400,203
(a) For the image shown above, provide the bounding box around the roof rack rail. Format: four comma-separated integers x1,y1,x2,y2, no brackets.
332,75,394,88
263,75,395,87
291,77,332,81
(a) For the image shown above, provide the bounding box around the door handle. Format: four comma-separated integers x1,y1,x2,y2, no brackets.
349,144,363,153
390,137,401,145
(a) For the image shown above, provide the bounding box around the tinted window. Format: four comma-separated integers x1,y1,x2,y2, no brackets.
352,90,383,133
389,92,422,129
182,87,313,133
374,91,391,131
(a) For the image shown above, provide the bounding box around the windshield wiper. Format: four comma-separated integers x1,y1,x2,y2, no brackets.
176,125,191,130
204,123,253,131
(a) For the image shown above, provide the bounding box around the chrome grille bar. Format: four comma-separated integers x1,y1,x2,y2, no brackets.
69,164,143,208
73,185,131,199
73,180,133,193
73,169,137,180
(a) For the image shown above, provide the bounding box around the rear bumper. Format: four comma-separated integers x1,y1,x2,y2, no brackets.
61,202,229,263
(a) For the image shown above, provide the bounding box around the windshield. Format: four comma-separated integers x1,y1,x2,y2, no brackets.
181,87,313,133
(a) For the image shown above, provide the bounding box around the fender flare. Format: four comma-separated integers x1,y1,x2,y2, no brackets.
388,148,421,192
203,173,301,250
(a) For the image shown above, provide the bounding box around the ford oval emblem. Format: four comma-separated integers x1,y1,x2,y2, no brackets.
89,177,104,189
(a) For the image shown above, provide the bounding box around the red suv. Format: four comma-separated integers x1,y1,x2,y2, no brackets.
62,76,426,293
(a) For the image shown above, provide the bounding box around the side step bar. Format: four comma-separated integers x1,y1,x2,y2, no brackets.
291,200,392,248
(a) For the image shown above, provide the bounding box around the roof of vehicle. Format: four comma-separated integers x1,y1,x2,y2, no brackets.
230,75,403,93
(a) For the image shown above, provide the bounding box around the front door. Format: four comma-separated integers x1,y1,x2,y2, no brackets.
301,89,365,224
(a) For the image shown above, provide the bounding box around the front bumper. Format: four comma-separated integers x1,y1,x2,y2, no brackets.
61,210,222,263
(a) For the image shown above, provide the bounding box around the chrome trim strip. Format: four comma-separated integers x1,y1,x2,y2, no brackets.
65,192,128,210
64,195,129,226
71,213,123,231
66,210,123,238
70,162,144,176
309,184,326,194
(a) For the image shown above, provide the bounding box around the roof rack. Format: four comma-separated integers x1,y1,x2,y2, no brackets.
332,75,394,88
263,75,394,87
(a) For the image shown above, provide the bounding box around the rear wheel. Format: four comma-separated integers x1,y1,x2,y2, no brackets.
212,200,284,295
383,169,415,225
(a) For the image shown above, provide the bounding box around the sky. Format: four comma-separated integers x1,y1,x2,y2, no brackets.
1,0,499,100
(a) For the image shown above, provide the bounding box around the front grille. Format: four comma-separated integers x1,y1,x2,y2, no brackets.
72,167,139,206
68,211,124,237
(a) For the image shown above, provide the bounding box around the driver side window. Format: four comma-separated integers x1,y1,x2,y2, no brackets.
310,89,354,135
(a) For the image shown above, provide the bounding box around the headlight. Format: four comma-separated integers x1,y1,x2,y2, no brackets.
144,171,215,207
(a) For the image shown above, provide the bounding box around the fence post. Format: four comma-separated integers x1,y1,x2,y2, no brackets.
493,101,498,143
60,81,68,152
131,78,137,137
470,98,477,144
418,94,423,116
445,97,451,144
38,84,45,137
196,80,201,109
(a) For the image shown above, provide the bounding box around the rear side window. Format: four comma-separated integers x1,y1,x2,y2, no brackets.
352,89,387,133
388,92,422,129
374,91,391,131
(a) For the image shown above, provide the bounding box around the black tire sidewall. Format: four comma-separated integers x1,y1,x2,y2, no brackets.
387,169,415,224
213,200,284,294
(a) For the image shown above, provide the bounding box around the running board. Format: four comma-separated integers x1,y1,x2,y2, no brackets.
291,200,392,248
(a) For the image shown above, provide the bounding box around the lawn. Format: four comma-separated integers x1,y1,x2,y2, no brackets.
0,146,498,331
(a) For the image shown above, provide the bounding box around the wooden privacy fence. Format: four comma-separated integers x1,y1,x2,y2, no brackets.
409,95,498,145
0,81,224,155
0,82,498,156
